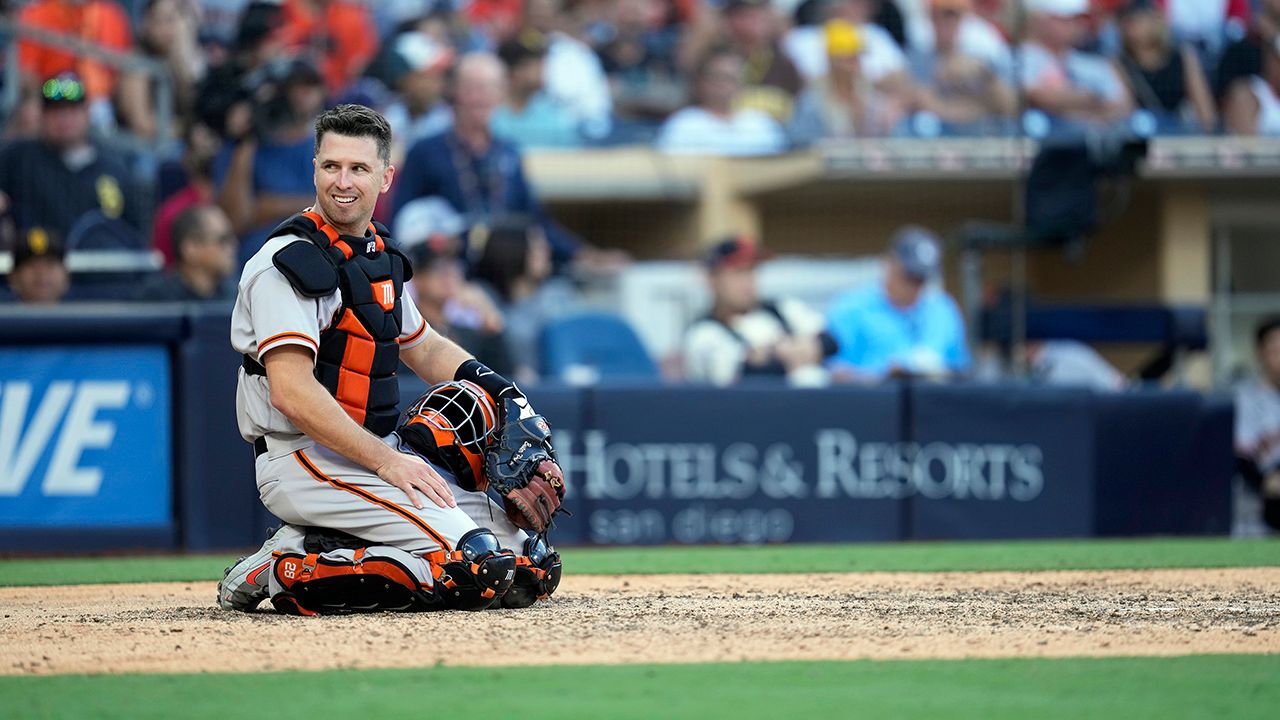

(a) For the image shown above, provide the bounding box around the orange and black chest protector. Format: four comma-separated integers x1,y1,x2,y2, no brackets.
256,211,414,437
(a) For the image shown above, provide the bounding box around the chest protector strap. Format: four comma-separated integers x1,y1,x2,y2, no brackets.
263,211,414,437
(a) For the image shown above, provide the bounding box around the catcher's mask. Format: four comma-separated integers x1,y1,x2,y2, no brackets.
396,380,498,490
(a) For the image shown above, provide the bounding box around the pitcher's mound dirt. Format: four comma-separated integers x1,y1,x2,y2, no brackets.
2,568,1278,676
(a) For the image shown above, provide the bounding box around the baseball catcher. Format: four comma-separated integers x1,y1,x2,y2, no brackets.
220,370,565,615
217,106,563,617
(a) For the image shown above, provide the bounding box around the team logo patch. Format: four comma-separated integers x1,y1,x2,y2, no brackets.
372,279,395,311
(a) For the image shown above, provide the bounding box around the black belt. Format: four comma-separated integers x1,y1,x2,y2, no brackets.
254,436,268,458
243,355,267,376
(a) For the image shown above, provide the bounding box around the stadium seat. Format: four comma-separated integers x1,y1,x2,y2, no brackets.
539,311,660,384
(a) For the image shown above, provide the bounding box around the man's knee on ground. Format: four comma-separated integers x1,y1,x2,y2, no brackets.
431,528,518,610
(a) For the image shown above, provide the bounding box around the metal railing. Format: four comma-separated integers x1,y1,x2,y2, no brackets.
0,17,173,153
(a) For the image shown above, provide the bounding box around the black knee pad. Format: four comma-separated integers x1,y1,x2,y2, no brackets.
270,551,438,616
433,528,517,610
500,535,562,609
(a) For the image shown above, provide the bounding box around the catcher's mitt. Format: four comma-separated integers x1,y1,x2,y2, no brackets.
485,400,566,533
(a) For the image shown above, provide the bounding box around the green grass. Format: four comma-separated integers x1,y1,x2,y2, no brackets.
0,655,1276,720
0,537,1276,587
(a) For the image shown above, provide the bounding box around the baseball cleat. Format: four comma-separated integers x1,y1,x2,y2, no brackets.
217,525,301,611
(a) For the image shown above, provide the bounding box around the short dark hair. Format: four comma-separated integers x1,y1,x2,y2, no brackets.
171,204,213,263
1256,316,1280,349
472,214,537,302
314,104,392,166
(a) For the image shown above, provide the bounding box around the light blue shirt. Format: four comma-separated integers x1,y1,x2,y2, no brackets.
491,94,581,149
826,282,971,378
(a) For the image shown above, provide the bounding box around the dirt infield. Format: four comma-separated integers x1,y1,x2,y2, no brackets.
2,568,1278,676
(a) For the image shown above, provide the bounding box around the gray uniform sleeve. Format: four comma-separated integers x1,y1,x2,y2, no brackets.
246,267,323,362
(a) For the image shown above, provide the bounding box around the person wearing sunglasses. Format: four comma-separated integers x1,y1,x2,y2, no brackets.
135,204,239,302
0,72,143,244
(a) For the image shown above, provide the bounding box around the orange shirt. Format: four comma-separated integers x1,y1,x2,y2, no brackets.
278,0,377,94
17,0,133,101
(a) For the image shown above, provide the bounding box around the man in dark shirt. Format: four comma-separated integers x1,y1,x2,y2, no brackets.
391,53,583,270
135,204,238,302
0,72,143,244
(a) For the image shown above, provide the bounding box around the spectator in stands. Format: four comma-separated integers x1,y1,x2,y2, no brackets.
136,204,238,301
471,214,578,383
1019,0,1134,136
905,0,1013,75
909,0,1017,136
784,0,912,93
1223,25,1280,134
826,226,970,380
656,48,788,155
1162,0,1250,66
16,0,133,128
1233,316,1280,533
791,21,903,143
152,121,220,268
719,0,805,123
276,0,377,95
393,53,596,271
1216,0,1280,104
520,0,614,140
493,33,582,148
596,0,685,128
215,58,327,266
5,226,69,304
382,32,456,166
409,233,515,378
116,0,204,142
193,2,285,140
0,72,144,244
393,196,468,253
684,235,837,387
1113,0,1217,134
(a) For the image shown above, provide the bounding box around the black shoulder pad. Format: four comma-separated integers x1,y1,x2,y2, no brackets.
272,241,339,297
386,245,414,282
372,220,392,238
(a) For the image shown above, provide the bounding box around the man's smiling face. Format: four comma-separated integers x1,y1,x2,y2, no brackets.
312,132,394,236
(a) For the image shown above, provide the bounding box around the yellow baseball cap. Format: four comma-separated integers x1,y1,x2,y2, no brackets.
825,20,864,58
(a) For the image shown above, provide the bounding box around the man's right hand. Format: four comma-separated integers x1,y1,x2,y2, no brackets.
377,452,456,510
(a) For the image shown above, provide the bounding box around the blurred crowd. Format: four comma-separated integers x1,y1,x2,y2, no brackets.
1,0,1277,256
0,0,1277,389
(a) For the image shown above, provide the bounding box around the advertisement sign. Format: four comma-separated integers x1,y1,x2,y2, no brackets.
555,386,906,545
907,385,1095,539
0,347,171,527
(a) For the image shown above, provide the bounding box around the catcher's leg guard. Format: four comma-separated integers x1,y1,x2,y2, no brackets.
500,534,562,609
431,528,518,610
269,544,439,616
